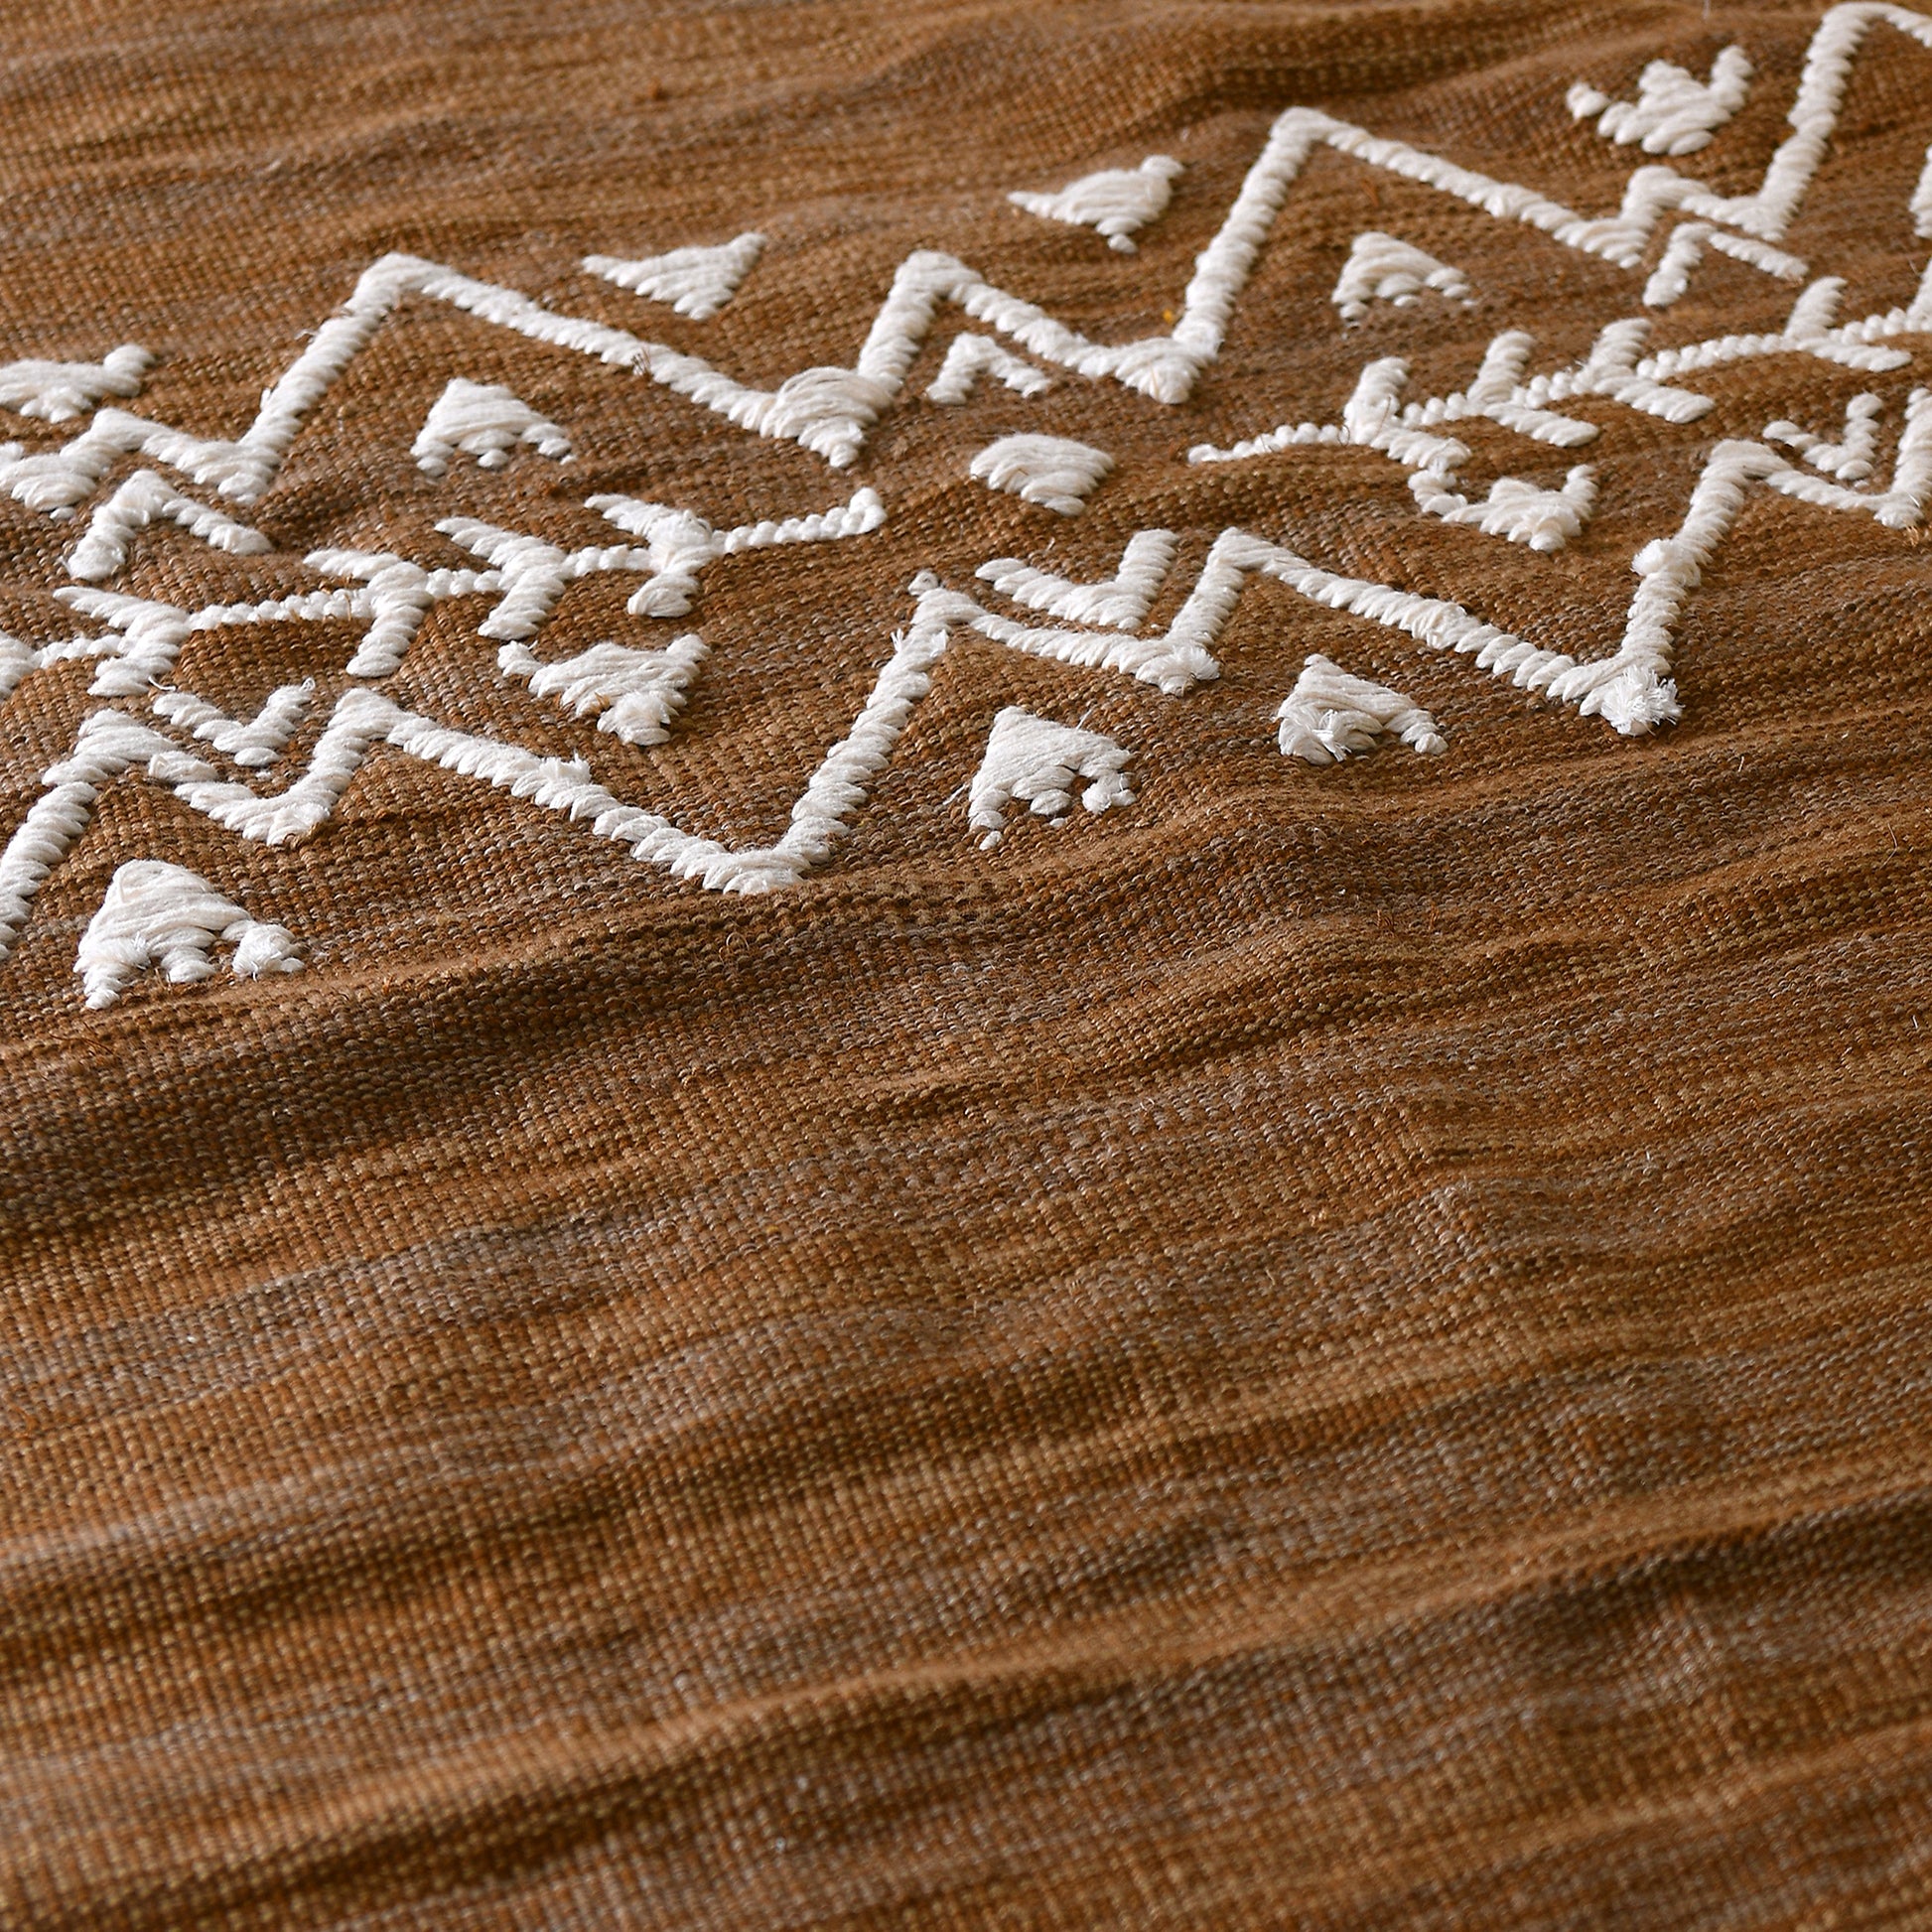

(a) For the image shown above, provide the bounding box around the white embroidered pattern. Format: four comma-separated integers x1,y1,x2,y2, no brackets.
496,634,707,747
975,531,1179,631
967,707,1135,847
1409,465,1598,553
1277,656,1446,762
74,860,301,1009
1009,156,1182,253
1642,222,1807,309
1331,232,1471,324
585,485,885,617
1765,392,1884,482
0,1,1929,1003
0,345,151,424
1568,47,1755,156
411,378,573,476
582,232,765,319
152,681,315,768
925,335,1052,403
968,434,1114,515
67,471,270,583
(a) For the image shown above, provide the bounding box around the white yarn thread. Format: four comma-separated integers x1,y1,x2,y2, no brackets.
74,859,300,1009
966,707,1134,847
1277,655,1445,761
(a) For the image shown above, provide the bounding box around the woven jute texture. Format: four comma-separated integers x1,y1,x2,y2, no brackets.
5,0,1932,1923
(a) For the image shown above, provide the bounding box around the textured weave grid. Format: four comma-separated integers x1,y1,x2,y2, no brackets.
4,0,1932,1923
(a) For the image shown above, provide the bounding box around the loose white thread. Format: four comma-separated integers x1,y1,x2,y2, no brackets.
966,707,1134,847
411,378,572,476
74,859,300,1009
1568,47,1754,156
968,434,1114,515
1277,655,1446,761
1009,156,1182,253
582,233,765,320
1331,232,1471,323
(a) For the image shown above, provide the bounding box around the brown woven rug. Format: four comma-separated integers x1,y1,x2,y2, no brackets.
5,0,1932,1922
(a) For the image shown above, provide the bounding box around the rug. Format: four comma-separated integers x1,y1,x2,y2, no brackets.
5,0,1932,1923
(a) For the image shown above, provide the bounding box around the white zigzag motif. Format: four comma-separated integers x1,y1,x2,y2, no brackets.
967,527,1679,729
2,0,1932,1003
1765,392,1884,482
1569,47,1755,157
0,4,1923,533
975,531,1179,631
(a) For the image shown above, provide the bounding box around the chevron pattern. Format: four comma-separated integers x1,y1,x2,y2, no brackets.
1,1,1931,1003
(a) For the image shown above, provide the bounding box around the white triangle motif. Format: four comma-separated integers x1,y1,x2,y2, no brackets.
967,707,1134,849
969,434,1114,516
497,634,708,748
1277,656,1445,763
412,378,572,476
75,860,302,1009
1331,232,1471,324
582,232,765,320
152,680,315,768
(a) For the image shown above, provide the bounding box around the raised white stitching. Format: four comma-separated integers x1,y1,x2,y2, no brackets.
74,860,300,1009
1277,656,1445,761
967,708,1134,847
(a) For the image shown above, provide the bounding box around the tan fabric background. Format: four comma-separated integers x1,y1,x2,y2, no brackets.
3,0,1932,1922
